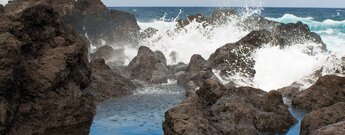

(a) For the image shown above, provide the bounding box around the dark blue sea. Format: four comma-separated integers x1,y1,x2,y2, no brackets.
90,7,345,135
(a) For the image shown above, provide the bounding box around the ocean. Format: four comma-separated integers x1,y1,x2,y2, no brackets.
90,7,345,135
109,7,345,91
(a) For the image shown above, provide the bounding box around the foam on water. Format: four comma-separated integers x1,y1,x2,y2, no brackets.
121,9,345,91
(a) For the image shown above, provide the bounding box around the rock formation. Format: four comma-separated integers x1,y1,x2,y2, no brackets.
128,46,169,84
5,0,140,47
292,75,345,111
0,5,95,134
163,79,296,135
86,58,136,102
300,102,345,135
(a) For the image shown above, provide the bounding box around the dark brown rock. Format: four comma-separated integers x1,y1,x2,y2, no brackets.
177,54,215,90
0,5,95,134
292,75,345,111
311,121,345,135
128,46,169,84
86,58,136,102
5,0,140,47
163,79,296,135
300,102,345,135
208,29,272,79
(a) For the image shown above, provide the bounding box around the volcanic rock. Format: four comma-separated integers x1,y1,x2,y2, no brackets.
86,58,136,102
208,29,272,79
0,5,95,134
140,27,158,39
311,121,345,135
5,0,140,47
300,102,345,135
292,75,345,111
163,79,296,135
177,54,215,90
128,46,169,84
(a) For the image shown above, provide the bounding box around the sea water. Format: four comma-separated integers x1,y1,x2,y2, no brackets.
90,7,345,135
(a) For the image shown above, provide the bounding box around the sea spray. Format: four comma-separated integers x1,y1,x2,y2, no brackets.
118,8,345,91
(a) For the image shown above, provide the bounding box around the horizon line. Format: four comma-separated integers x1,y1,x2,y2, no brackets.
107,6,345,9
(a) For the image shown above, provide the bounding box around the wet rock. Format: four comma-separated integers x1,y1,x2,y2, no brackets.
208,29,272,79
168,62,187,79
177,13,206,28
91,45,115,61
277,82,302,97
292,75,345,111
163,79,296,135
5,0,140,47
311,121,345,135
128,46,169,84
0,5,4,13
0,5,95,134
300,102,345,135
177,54,215,90
86,58,136,102
140,27,158,39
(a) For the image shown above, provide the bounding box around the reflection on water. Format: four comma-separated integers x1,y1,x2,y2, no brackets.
90,83,185,135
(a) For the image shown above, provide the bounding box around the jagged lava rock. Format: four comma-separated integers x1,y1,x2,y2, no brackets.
292,75,345,111
177,54,215,90
300,102,345,135
163,79,296,135
311,121,345,135
128,46,169,84
208,29,272,78
5,0,140,47
0,5,95,135
86,58,136,102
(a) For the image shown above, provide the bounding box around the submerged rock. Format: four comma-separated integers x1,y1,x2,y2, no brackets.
292,75,345,111
128,46,169,84
163,79,296,135
300,102,345,135
0,5,95,134
140,27,158,39
86,58,136,102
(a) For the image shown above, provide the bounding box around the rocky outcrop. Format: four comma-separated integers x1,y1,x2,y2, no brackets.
5,0,140,47
311,121,345,135
0,5,4,13
91,45,127,66
86,58,136,102
0,5,95,134
163,79,296,135
177,54,215,91
300,102,345,135
208,29,272,79
140,27,158,40
292,75,345,111
128,46,169,84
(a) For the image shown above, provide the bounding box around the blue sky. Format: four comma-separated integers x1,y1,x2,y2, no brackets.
102,0,345,8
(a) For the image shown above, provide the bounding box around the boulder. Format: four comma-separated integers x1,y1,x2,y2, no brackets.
168,62,187,79
208,29,272,79
0,5,4,13
300,102,345,135
311,121,345,135
86,58,136,102
128,46,169,84
163,79,296,135
292,75,345,111
5,0,140,47
140,27,158,39
177,54,215,89
0,5,95,134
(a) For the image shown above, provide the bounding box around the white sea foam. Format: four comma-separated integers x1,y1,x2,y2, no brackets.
120,10,345,91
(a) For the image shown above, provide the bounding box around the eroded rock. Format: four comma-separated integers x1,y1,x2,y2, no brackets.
0,5,95,134
300,102,345,135
128,46,169,84
163,79,296,135
86,58,136,102
292,75,345,111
